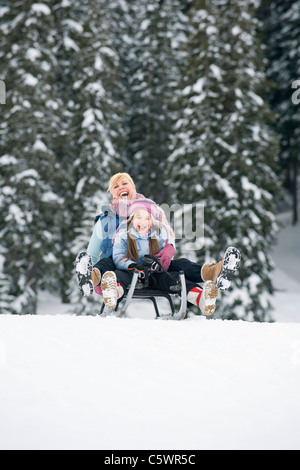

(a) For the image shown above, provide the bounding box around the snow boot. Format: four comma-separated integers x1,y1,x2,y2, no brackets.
101,271,124,310
75,251,93,297
187,281,218,317
201,260,223,283
201,246,241,291
91,267,101,287
216,246,241,291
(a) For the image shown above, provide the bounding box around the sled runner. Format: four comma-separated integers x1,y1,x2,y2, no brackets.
99,269,187,320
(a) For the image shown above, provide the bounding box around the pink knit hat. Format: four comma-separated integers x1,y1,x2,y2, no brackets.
112,198,175,243
128,198,162,221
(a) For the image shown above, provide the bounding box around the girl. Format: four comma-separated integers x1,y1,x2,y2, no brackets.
100,198,219,316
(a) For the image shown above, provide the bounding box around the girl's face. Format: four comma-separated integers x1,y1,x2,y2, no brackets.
132,210,152,235
111,177,135,200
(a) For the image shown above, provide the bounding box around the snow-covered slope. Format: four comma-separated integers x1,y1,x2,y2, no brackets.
0,314,300,450
0,211,299,450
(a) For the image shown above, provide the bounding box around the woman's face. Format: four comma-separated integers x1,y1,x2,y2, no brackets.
132,210,152,235
111,177,135,200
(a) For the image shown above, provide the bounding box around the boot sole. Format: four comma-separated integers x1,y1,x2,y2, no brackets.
200,281,218,316
101,271,118,309
216,246,241,291
74,251,93,296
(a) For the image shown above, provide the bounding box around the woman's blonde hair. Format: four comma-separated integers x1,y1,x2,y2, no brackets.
107,173,136,194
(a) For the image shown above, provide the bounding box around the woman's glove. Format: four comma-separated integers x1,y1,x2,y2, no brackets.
156,244,175,270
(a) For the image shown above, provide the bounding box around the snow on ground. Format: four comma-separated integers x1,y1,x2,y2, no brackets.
0,211,299,450
1,315,300,450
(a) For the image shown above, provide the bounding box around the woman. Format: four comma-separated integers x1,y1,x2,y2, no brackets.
75,172,240,300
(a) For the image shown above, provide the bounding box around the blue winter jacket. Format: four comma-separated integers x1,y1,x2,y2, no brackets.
87,205,127,265
113,226,168,271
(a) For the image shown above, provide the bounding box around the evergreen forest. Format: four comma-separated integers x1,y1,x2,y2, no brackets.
0,0,299,320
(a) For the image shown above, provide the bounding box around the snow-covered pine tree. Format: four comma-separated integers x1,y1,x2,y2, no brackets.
124,0,188,204
50,0,124,306
258,0,300,225
168,0,281,321
70,0,127,196
53,0,128,314
0,1,63,314
0,254,14,314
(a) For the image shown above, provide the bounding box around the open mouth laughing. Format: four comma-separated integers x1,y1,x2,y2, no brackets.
136,224,149,233
119,191,129,199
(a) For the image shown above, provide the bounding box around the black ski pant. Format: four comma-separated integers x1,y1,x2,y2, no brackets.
114,270,198,299
93,256,115,274
169,258,204,283
93,256,202,300
94,257,204,284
